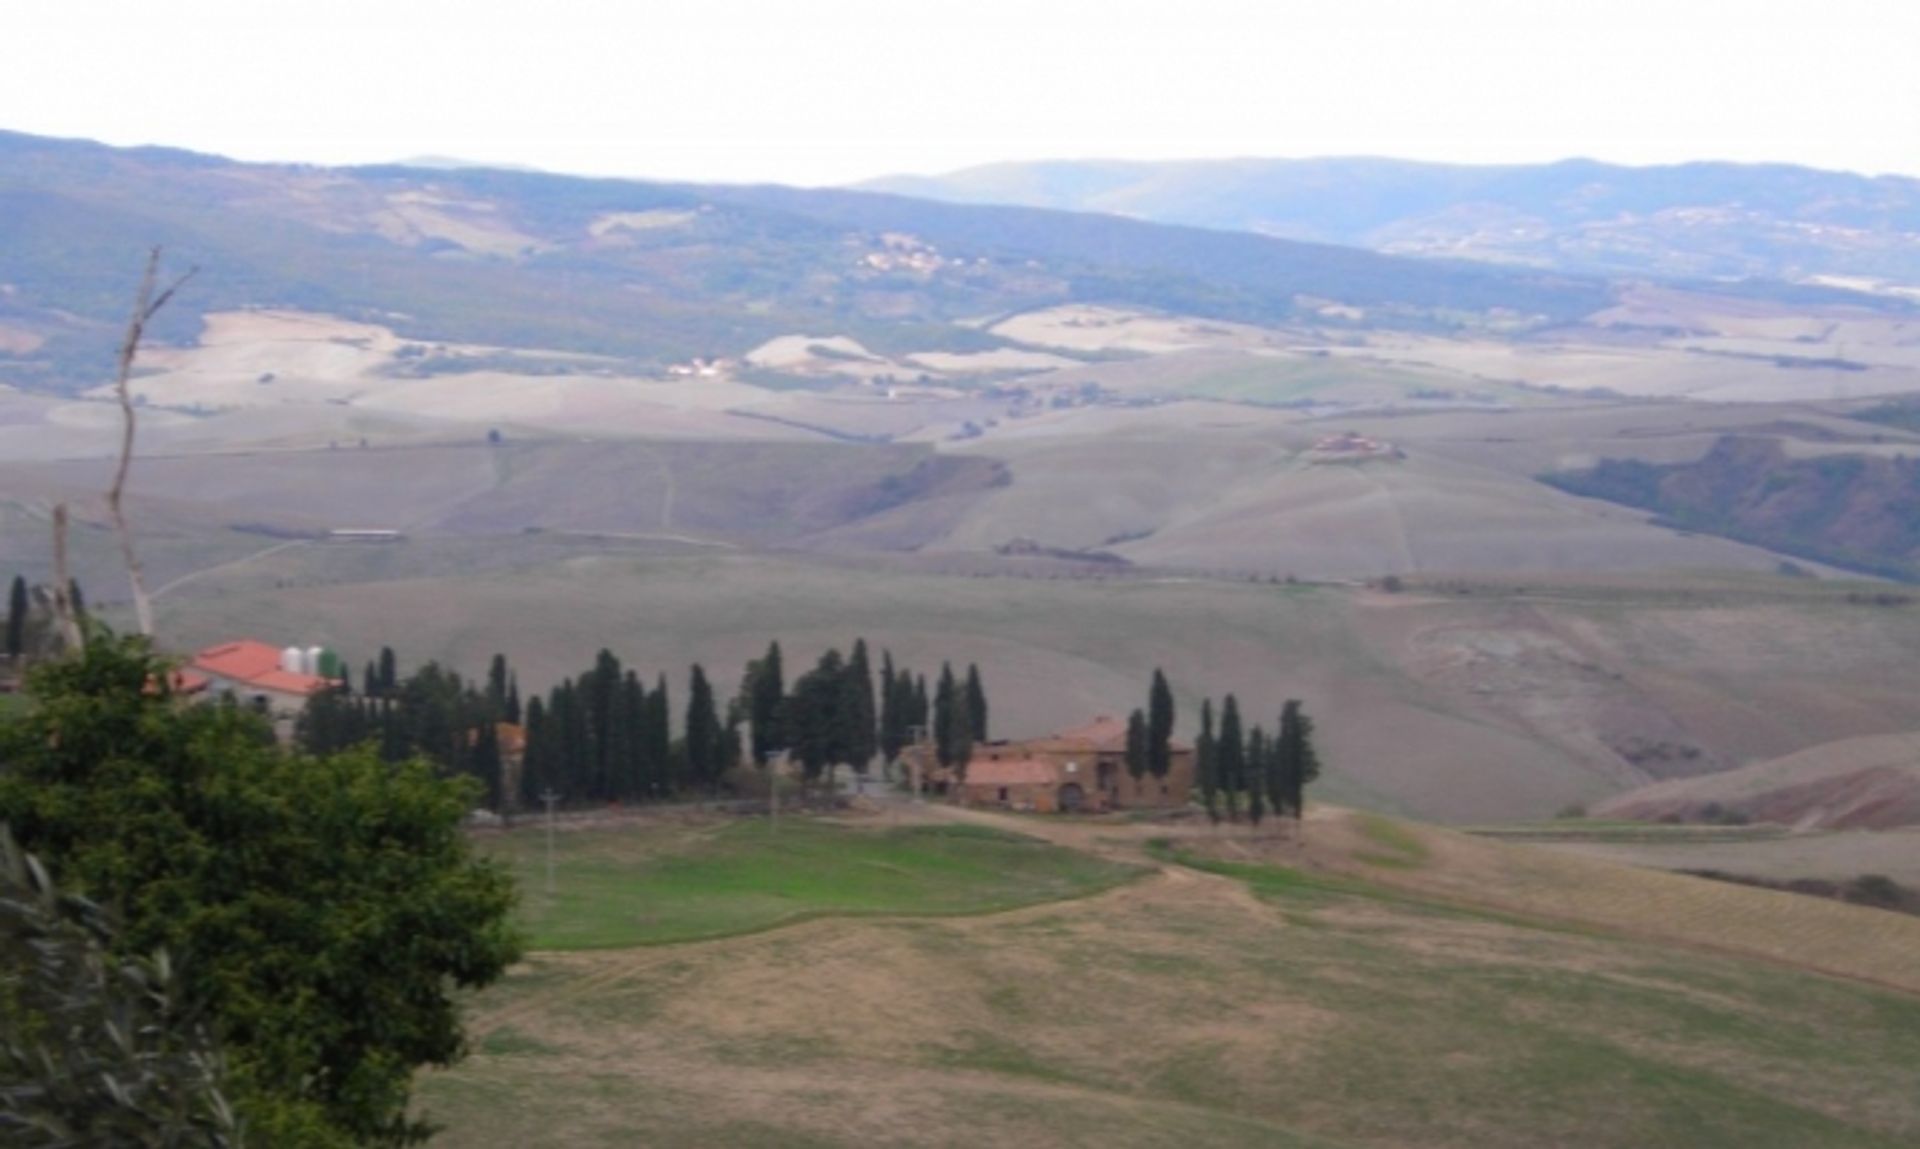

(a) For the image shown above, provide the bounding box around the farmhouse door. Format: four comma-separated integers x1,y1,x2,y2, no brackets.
1058,783,1085,812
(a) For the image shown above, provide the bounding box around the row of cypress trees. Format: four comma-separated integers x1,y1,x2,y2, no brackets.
1195,695,1320,826
296,656,516,810
742,640,988,779
303,640,991,812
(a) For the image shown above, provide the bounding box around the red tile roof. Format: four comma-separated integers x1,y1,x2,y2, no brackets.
963,758,1061,787
190,641,332,696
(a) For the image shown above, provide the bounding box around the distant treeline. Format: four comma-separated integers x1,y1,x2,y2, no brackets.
296,641,988,812
1541,435,1920,583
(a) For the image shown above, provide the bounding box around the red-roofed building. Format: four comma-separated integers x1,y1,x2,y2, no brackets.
189,640,335,717
934,714,1196,814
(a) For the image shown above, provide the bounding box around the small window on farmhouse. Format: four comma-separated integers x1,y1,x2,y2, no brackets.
1161,784,1169,796
998,787,1009,801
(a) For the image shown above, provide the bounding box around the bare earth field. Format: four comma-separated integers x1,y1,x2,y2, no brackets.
411,803,1920,1148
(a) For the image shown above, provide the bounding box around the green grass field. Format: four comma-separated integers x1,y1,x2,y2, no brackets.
482,818,1142,949
421,812,1920,1148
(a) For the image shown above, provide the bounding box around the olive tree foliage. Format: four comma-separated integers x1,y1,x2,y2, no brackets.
1,827,239,1148
0,636,521,1147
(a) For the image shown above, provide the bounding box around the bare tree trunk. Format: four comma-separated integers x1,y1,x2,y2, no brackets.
50,504,81,651
108,247,196,638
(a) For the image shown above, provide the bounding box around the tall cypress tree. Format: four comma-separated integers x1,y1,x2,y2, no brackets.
1197,698,1219,825
487,653,510,715
1278,699,1320,822
505,674,522,725
1246,725,1267,827
964,663,988,742
1218,694,1244,822
5,574,26,658
1124,708,1149,782
521,696,549,808
933,662,973,773
647,674,671,796
587,650,623,800
878,650,901,762
933,663,958,768
1264,709,1285,819
847,639,876,772
685,664,721,794
1147,669,1174,779
913,674,930,737
603,668,635,801
378,646,398,695
748,640,785,762
552,680,583,798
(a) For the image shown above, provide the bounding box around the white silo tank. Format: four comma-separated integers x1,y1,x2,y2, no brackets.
281,646,304,674
304,646,325,675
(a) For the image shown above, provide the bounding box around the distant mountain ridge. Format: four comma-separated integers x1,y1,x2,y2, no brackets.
0,129,1625,391
864,156,1920,288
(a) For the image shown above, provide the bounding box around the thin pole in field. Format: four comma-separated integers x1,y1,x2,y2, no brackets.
541,788,559,896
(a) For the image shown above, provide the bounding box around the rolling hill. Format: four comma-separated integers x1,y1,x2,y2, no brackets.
866,156,1920,289
1542,435,1920,580
0,130,1617,393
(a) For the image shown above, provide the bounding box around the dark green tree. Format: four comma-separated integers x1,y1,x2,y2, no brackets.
1276,699,1321,822
846,639,876,773
486,653,510,715
964,663,988,742
878,650,903,762
614,671,646,800
1125,708,1149,782
646,675,671,796
1246,725,1267,827
0,828,241,1148
1197,698,1219,825
520,696,550,808
0,636,519,1146
746,640,785,762
685,664,722,794
932,663,973,774
782,649,848,784
1217,694,1245,822
377,646,398,696
932,663,956,767
5,575,25,659
1147,669,1175,778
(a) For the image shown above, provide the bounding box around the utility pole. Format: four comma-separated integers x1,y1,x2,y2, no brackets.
541,788,559,896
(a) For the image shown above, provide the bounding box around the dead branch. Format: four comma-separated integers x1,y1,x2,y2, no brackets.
50,504,81,651
108,247,197,637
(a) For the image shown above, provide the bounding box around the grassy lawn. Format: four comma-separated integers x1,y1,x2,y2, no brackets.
425,827,1920,1148
482,817,1143,949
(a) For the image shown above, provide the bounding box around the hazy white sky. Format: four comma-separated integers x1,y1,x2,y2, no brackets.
5,0,1916,186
